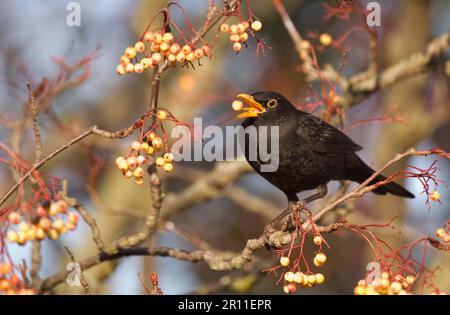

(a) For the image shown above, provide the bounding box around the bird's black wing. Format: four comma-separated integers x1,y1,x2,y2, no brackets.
296,113,363,153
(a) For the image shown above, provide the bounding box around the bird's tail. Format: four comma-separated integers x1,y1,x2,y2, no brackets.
346,157,415,199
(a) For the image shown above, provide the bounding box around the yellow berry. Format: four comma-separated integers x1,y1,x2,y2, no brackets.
319,33,333,46
153,33,163,44
354,285,366,295
125,46,137,59
293,272,304,284
232,100,244,111
155,111,167,121
134,41,145,53
315,253,327,264
125,63,134,73
35,228,46,240
169,43,181,54
120,55,130,65
39,217,51,230
163,163,173,173
163,152,174,163
146,146,155,155
186,52,196,62
230,24,238,35
240,32,249,42
390,281,402,294
162,32,174,43
160,42,170,52
47,229,59,240
141,142,149,151
167,54,177,63
182,45,192,54
279,256,290,267
151,53,162,64
151,43,160,53
430,190,440,202
251,20,262,31
52,219,64,231
176,52,186,63
143,31,154,42
116,64,126,75
233,42,242,52
68,212,79,224
381,272,389,279
134,63,143,73
307,274,317,285
7,231,18,243
230,34,240,43
406,275,416,285
436,228,446,238
156,157,165,167
237,23,246,33
313,236,323,246
284,271,295,283
315,273,325,284
133,167,144,178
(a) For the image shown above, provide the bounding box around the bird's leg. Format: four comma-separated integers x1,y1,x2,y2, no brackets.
270,185,328,226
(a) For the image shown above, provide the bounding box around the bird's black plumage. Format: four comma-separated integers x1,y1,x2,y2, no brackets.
238,91,414,204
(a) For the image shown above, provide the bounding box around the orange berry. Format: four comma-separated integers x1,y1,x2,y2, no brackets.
47,229,59,240
134,41,145,53
430,190,440,202
124,46,137,59
35,228,46,240
162,32,174,43
220,23,230,32
151,43,160,53
0,262,12,275
38,218,51,230
134,63,144,74
436,228,446,238
201,44,211,55
176,52,186,63
147,132,157,140
251,20,262,31
120,55,130,65
36,206,47,217
143,31,154,42
136,155,146,165
237,23,246,33
230,24,238,35
8,212,21,225
319,33,333,46
151,53,162,64
127,156,138,169
169,43,181,54
194,48,204,58
133,167,144,178
116,64,126,75
241,21,250,30
283,283,297,294
167,54,177,63
182,45,192,54
0,279,10,291
141,57,152,69
233,42,242,52
153,33,163,44
68,212,79,224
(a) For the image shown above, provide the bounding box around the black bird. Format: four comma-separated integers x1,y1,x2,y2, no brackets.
236,91,414,221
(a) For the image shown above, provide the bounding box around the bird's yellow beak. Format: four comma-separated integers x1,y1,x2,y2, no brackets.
235,94,266,119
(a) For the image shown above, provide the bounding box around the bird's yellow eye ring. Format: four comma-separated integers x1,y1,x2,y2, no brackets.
267,99,278,108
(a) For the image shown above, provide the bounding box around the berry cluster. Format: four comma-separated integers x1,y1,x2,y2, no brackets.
354,272,417,295
6,200,78,245
116,31,211,75
115,128,174,184
219,20,262,52
435,224,450,243
0,263,34,295
279,236,327,294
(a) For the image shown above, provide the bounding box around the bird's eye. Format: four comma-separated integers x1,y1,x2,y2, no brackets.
267,99,278,108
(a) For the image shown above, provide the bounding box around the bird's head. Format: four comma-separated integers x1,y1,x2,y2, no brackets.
235,91,295,119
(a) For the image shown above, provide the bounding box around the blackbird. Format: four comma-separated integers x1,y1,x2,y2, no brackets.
236,91,414,221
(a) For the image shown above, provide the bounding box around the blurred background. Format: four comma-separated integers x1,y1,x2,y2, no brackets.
0,0,449,294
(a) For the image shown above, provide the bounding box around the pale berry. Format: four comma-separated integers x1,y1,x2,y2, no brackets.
134,63,144,74
319,33,333,46
155,157,165,167
125,63,134,73
125,46,137,59
176,52,186,63
240,32,249,42
220,23,230,33
136,155,146,165
131,141,142,151
116,64,126,75
8,212,21,225
143,31,154,42
315,273,325,284
182,45,192,54
162,32,174,44
194,48,204,58
153,33,163,44
313,236,323,246
133,167,144,178
251,20,262,31
430,190,440,202
134,41,145,53
163,163,173,173
157,110,167,120
233,43,242,52
169,43,181,54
